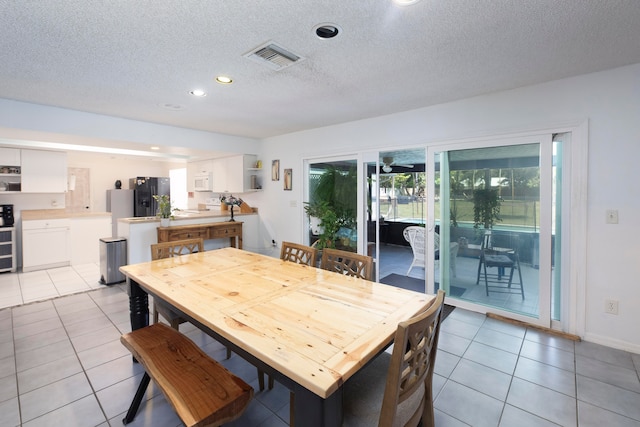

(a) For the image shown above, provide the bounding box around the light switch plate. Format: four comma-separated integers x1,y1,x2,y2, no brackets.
606,209,618,224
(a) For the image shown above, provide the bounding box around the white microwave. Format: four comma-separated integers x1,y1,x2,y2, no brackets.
194,173,212,192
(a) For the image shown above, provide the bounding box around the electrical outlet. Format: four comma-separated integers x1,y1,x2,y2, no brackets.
605,299,619,315
272,239,277,247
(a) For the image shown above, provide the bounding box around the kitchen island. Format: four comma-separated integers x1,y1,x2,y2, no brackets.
118,210,259,265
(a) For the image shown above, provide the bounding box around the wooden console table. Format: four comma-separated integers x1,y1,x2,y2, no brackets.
157,221,243,249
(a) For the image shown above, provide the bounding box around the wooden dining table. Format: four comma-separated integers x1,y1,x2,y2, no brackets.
120,247,433,427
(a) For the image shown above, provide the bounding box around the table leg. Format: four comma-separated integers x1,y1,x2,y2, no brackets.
127,279,149,332
294,385,342,427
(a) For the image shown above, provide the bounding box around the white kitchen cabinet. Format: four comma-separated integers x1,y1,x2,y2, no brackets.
70,216,112,265
0,148,21,192
0,148,21,166
21,149,68,193
22,218,71,272
211,154,258,193
186,159,214,192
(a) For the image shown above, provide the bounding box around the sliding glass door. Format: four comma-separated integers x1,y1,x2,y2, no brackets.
428,135,557,326
305,157,360,254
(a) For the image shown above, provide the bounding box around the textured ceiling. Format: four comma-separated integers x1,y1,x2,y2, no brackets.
1,0,640,142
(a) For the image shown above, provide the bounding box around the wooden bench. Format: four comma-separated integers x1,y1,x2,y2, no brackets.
121,323,253,427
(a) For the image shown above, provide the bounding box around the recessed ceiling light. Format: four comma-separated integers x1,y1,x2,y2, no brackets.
314,23,341,39
189,89,207,97
392,0,421,5
215,76,233,84
150,146,160,150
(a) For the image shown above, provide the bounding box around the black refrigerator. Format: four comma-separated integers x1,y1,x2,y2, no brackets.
129,177,170,217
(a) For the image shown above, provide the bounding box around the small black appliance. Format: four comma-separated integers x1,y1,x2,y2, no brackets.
0,204,14,227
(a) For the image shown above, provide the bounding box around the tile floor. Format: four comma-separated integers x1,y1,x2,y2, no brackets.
0,263,104,310
379,243,543,317
0,263,639,426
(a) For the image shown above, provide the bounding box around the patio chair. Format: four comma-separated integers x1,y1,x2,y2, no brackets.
476,231,524,299
403,226,458,277
403,226,426,275
342,289,445,427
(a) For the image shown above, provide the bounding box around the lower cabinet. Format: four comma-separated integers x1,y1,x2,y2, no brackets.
0,227,16,272
22,219,71,272
22,216,112,271
70,216,112,265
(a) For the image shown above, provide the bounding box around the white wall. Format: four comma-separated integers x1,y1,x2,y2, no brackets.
257,63,640,353
66,151,182,212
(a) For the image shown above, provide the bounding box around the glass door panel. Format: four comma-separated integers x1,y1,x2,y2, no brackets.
376,149,427,291
429,137,555,326
306,158,359,252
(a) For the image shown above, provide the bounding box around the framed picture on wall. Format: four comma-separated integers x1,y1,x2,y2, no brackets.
284,168,292,190
272,160,280,181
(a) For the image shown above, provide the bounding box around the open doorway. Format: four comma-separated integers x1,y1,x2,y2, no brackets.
373,149,428,291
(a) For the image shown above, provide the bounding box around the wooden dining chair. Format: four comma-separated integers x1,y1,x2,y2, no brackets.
280,241,318,266
150,238,204,329
259,242,318,393
320,248,374,281
342,289,445,427
151,238,235,361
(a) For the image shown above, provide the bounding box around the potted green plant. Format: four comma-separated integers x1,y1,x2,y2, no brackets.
305,166,358,250
316,208,342,250
303,201,329,235
472,188,502,230
153,194,174,226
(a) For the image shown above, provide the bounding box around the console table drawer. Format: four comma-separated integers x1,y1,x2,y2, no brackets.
157,221,243,249
210,225,241,238
167,228,208,241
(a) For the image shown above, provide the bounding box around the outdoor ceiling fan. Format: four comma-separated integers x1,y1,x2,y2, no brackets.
381,156,414,173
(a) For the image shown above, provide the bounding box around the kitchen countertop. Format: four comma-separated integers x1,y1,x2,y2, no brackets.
118,208,257,224
22,209,111,221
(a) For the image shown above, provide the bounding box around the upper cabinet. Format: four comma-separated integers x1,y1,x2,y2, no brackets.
0,148,21,192
186,154,261,194
211,154,259,194
186,159,214,192
21,149,68,193
0,148,20,166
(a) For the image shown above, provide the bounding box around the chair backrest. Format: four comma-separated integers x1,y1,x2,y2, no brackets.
320,248,374,281
280,241,318,266
379,290,445,427
403,226,426,261
151,238,204,260
481,231,519,256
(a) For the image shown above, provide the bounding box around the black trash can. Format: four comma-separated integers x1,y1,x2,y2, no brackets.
99,237,127,285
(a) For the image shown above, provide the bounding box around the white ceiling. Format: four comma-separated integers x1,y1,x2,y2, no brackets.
1,0,640,142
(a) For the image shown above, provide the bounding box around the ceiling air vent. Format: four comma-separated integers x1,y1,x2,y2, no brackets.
244,42,304,71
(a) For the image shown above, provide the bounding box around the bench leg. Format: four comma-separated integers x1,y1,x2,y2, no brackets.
123,372,151,425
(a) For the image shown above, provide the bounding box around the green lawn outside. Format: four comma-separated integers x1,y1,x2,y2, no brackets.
380,198,540,229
